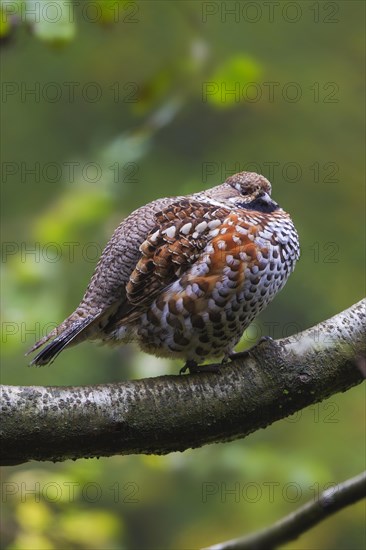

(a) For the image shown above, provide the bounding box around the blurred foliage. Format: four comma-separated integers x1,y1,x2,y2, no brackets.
1,1,365,549
205,55,263,108
1,0,124,42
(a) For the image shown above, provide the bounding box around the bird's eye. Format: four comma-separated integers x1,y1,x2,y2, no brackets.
241,187,259,197
235,185,249,195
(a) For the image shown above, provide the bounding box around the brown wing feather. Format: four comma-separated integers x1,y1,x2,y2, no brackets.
123,199,230,315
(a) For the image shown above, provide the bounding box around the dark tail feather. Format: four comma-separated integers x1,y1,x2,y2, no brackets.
28,317,94,367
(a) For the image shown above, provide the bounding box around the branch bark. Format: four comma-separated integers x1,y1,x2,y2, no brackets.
1,299,365,466
204,471,366,550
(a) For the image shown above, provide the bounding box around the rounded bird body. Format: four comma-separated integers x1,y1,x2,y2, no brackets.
27,172,300,370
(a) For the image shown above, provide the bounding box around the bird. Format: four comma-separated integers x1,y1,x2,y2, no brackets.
27,171,300,373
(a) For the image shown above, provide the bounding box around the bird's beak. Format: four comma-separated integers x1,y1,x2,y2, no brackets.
260,192,273,203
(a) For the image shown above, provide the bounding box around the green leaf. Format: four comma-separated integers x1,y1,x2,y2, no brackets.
26,0,76,45
59,510,122,546
94,0,127,25
206,55,263,109
0,8,10,37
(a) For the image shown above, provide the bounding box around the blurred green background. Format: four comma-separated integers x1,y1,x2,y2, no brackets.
1,1,365,548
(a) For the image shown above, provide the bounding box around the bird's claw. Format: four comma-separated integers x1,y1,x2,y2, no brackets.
179,338,275,373
179,360,222,375
229,336,274,361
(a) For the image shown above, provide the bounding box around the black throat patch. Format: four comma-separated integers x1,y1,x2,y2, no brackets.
238,197,280,213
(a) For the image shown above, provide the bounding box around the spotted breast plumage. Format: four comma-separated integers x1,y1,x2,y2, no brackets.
27,171,300,373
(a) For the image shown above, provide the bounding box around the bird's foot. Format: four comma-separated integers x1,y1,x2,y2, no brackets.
229,336,274,361
179,359,222,375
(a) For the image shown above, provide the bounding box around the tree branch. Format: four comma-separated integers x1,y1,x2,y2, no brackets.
204,471,366,550
1,299,365,465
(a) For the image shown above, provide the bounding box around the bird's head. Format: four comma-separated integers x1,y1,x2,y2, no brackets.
206,172,279,213
225,171,272,198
